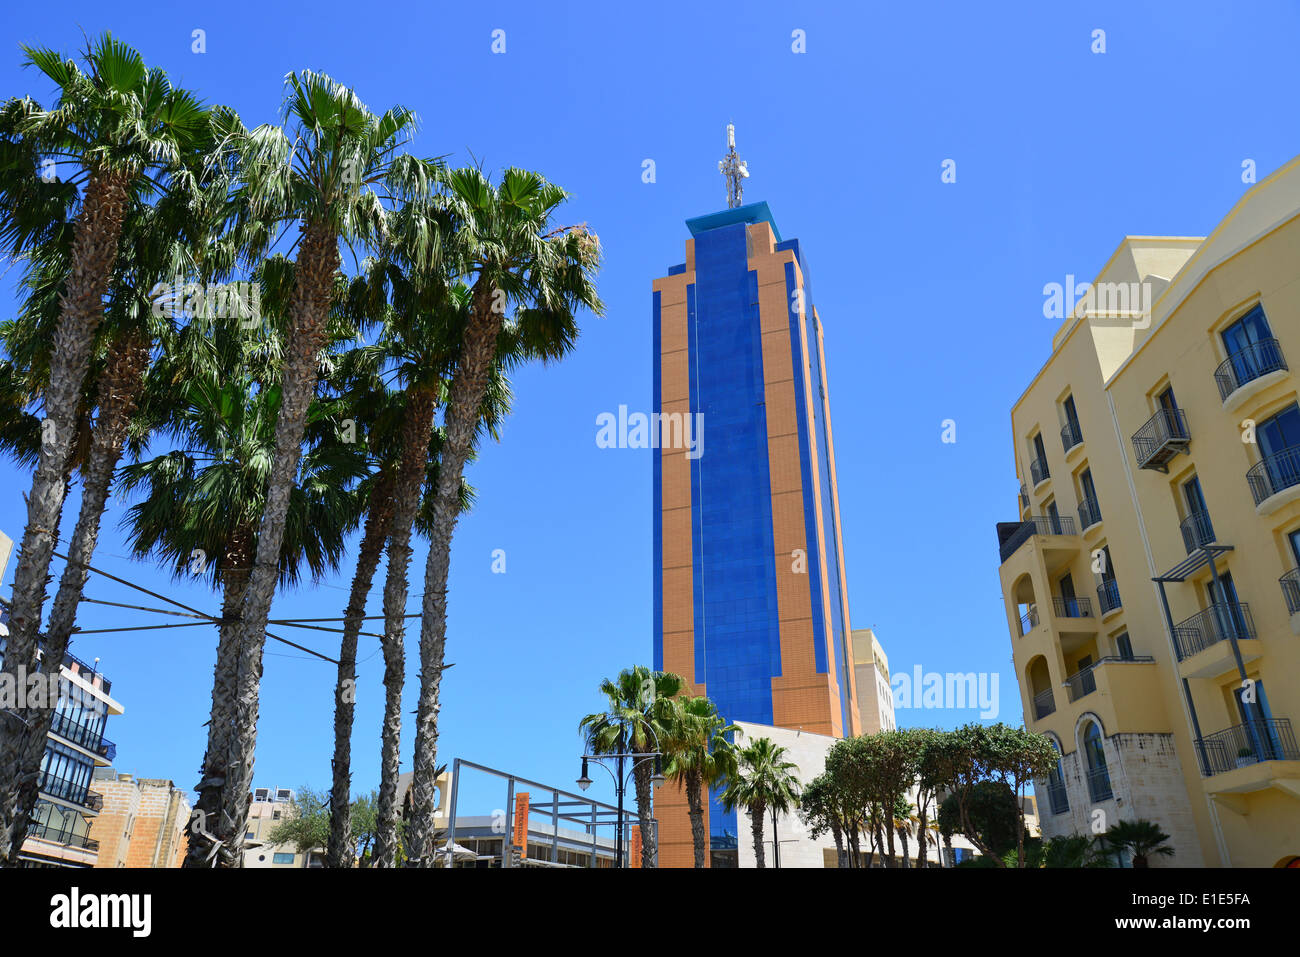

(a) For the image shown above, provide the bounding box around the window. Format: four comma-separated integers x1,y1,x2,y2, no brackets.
1031,433,1050,483
1083,722,1112,801
272,810,281,821
272,852,295,865
1253,404,1300,502
1221,305,1283,391
1234,680,1283,761
1062,395,1082,450
1046,500,1062,534
245,831,255,840
1158,385,1178,412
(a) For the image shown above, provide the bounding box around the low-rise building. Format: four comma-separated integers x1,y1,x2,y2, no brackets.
87,769,189,867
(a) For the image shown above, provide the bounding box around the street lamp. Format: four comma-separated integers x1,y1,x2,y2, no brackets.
577,723,664,868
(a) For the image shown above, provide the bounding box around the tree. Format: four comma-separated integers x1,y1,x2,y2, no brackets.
661,694,736,868
1102,819,1174,868
265,786,384,867
579,666,681,868
118,290,369,867
938,780,1021,860
1043,833,1112,869
799,773,849,868
403,167,602,866
0,34,209,863
720,736,801,869
196,71,422,868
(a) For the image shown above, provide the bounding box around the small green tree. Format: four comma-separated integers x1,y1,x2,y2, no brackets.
938,780,1020,859
1102,819,1175,868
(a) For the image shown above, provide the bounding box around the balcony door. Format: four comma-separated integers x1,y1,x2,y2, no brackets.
1207,571,1248,639
1258,404,1300,494
1234,680,1282,761
1157,385,1178,413
1077,655,1096,696
1046,501,1062,535
1063,395,1081,444
1059,573,1078,616
1222,305,1275,383
1182,475,1212,545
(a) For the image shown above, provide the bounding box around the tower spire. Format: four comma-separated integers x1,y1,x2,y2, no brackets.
717,123,749,209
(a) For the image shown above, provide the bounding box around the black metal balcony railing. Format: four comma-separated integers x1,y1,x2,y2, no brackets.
1046,781,1069,815
1032,689,1056,720
1281,568,1300,615
1064,655,1156,702
48,710,111,759
1171,602,1256,661
1097,578,1122,615
1246,446,1300,507
1179,509,1216,554
1052,595,1093,619
1078,497,1102,530
1061,420,1084,455
1086,766,1114,802
997,515,1078,563
1195,718,1300,776
1019,605,1040,636
24,818,100,852
1215,338,1288,401
1132,407,1191,471
37,769,95,809
1030,455,1051,486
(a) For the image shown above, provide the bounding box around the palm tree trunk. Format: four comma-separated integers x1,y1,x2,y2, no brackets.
0,170,130,865
631,750,655,868
326,473,394,869
7,331,149,861
750,799,767,869
685,768,706,869
916,802,929,868
372,390,437,868
898,826,910,868
403,284,502,866
217,219,339,863
183,534,252,868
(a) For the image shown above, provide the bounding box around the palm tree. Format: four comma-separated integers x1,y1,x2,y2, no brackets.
661,695,736,868
403,167,602,865
205,72,424,866
0,34,209,862
119,290,369,867
720,737,801,869
1102,819,1175,868
579,667,682,868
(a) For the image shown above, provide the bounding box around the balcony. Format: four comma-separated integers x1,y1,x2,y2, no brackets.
1078,497,1102,532
1019,483,1029,511
1046,781,1069,815
1215,338,1288,404
25,818,100,853
1132,407,1190,472
997,515,1078,564
1061,421,1084,456
1086,766,1113,802
1019,605,1040,636
48,710,113,763
1030,455,1051,488
37,770,101,813
1064,655,1156,702
1179,509,1216,554
1097,579,1122,616
1246,446,1300,512
1052,596,1093,619
1281,568,1300,615
1195,718,1300,777
1172,602,1262,679
1032,689,1056,720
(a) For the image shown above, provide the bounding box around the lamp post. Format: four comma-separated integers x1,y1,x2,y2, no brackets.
577,725,665,868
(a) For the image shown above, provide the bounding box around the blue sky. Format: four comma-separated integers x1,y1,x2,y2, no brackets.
1,1,1297,815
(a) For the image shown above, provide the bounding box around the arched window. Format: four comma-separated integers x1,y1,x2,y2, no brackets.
1083,722,1112,802
1046,739,1068,815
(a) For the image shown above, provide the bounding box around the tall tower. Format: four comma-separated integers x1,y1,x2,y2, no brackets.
651,142,859,866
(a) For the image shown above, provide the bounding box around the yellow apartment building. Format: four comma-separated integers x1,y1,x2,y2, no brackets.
998,155,1300,868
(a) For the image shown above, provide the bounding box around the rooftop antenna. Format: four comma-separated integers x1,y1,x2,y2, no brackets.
718,123,749,209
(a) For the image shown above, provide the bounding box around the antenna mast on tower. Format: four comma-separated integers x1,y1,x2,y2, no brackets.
718,123,749,209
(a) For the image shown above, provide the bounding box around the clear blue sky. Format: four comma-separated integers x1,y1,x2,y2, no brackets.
2,2,1297,814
